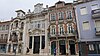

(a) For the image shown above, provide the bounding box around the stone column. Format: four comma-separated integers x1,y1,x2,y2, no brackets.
31,36,34,54
40,35,42,55
45,20,48,55
6,44,9,53
11,44,13,53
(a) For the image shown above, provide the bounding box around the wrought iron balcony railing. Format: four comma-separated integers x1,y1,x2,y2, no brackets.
92,8,100,19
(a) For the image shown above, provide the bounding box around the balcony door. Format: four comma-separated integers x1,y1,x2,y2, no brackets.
95,20,100,32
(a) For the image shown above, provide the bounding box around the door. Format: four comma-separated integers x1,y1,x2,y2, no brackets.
69,40,75,55
33,36,40,54
59,40,66,55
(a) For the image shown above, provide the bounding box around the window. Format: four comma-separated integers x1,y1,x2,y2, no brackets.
0,25,2,30
91,4,98,10
51,26,56,35
66,11,72,19
50,14,56,21
6,25,9,30
58,12,64,20
42,22,45,28
4,34,8,39
80,7,87,15
59,25,64,35
95,20,100,32
1,34,3,39
37,23,40,28
89,44,94,51
21,22,24,29
2,25,5,30
67,23,74,33
83,21,90,30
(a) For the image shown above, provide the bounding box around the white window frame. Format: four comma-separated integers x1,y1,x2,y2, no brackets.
50,13,56,21
59,25,64,35
58,12,64,20
82,21,90,30
89,44,94,51
80,7,87,15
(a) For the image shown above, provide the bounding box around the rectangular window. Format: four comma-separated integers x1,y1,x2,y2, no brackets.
91,4,98,10
29,36,32,49
83,21,90,30
58,12,64,20
80,7,87,15
6,25,9,30
2,25,5,30
1,34,3,39
50,14,55,21
0,25,1,30
95,20,100,32
89,44,94,51
5,34,8,39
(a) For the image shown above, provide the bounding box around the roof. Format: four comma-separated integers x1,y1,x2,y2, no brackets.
15,10,25,14
55,1,65,4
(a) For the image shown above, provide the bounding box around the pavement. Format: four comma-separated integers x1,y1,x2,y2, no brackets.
0,53,76,56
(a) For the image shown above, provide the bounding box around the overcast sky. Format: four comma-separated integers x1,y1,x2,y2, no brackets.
0,0,73,21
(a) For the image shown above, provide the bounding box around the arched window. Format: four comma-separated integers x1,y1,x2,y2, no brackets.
21,22,24,29
59,25,64,35
51,25,56,35
67,23,74,33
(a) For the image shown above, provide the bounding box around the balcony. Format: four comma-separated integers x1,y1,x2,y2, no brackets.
95,27,100,36
66,17,73,22
0,39,7,43
50,19,56,24
67,30,76,37
12,38,18,42
92,9,100,19
58,18,64,23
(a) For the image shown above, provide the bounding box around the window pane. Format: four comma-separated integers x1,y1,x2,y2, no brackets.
80,7,87,15
83,21,90,30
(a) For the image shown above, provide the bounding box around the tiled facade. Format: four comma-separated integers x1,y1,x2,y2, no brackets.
74,0,100,56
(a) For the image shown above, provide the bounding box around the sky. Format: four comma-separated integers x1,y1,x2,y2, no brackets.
0,0,73,21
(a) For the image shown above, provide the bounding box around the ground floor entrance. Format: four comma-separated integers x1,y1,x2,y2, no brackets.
0,44,6,53
50,39,78,56
33,36,40,54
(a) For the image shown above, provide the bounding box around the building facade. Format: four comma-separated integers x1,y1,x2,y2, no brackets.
48,1,79,56
74,0,100,56
25,3,49,55
0,21,10,53
6,10,26,54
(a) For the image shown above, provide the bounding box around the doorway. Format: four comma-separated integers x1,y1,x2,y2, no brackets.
33,36,40,54
69,40,75,55
59,40,66,55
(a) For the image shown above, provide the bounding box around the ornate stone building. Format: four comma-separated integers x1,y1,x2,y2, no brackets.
25,3,49,55
48,1,79,56
6,10,26,54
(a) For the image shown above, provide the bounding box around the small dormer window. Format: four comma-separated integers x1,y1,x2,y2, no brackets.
17,13,20,17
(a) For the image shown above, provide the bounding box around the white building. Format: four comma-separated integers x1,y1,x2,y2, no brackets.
24,3,49,55
6,10,26,54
